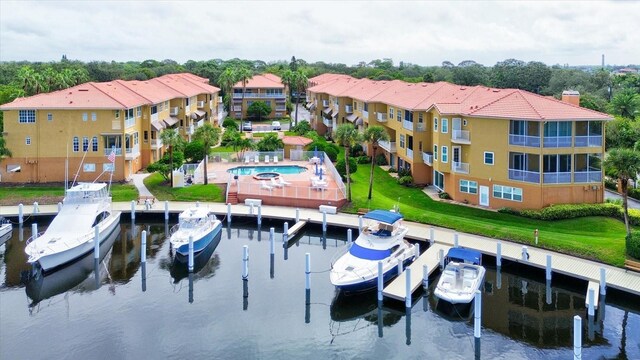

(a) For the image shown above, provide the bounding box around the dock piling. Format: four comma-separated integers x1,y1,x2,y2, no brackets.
141,230,147,263
257,204,262,226
415,243,420,259
18,204,23,224
322,211,327,232
305,253,311,291
439,249,445,270
58,202,62,212
347,229,352,245
422,264,429,291
454,232,459,248
405,268,412,309
33,202,39,214
358,216,363,232
474,290,482,339
94,226,99,259
377,261,383,302
397,258,403,275
573,315,582,360
130,200,136,220
283,222,289,245
250,203,254,215
600,268,606,295
227,203,232,224
269,227,275,255
546,255,552,281
496,242,502,268
165,201,169,220
242,245,249,279
429,226,434,245
295,208,300,223
521,246,529,261
188,235,194,272
31,223,38,242
588,288,595,317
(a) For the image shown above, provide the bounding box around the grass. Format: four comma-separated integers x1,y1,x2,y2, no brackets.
0,183,137,205
211,145,237,153
144,172,224,202
252,132,278,138
343,165,630,266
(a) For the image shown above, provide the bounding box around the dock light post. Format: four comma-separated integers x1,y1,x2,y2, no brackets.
242,245,249,280
496,242,502,268
283,222,289,246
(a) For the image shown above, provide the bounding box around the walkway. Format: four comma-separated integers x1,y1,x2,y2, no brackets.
2,202,639,296
130,173,153,197
605,189,640,209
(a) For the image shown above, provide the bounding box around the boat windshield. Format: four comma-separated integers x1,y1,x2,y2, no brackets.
180,218,204,229
349,243,391,260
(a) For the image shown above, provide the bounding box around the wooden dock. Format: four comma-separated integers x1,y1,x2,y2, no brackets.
383,243,450,301
287,220,307,238
586,281,600,310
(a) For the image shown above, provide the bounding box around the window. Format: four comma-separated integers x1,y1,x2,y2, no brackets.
47,113,53,121
418,112,423,123
396,109,402,122
73,136,79,152
433,145,438,162
91,112,97,121
103,163,115,172
136,107,142,118
158,103,163,112
19,110,36,123
418,141,423,152
25,136,31,145
83,163,96,172
82,113,88,121
115,110,120,119
133,132,139,145
463,119,467,126
460,179,478,194
441,146,448,163
185,98,190,107
364,103,368,111
83,136,89,151
484,152,494,165
399,134,405,148
493,185,523,202
434,170,444,190
441,118,448,133
92,136,98,152
389,108,394,119
125,108,134,121
434,118,438,132
144,131,149,142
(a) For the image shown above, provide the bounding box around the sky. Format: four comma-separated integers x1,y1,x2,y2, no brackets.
1,1,639,67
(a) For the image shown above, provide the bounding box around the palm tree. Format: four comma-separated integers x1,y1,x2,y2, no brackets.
0,136,12,158
604,148,640,236
335,124,361,202
193,123,221,185
229,134,254,160
609,89,640,119
363,126,390,200
235,66,253,123
217,68,237,113
16,66,43,95
160,128,182,186
281,69,308,127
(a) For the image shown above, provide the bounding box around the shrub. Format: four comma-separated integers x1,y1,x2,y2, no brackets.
498,203,640,226
357,155,371,164
323,146,339,161
604,177,617,191
220,128,240,146
351,144,364,157
289,121,312,136
397,176,413,186
147,151,185,181
336,157,358,178
627,231,640,259
375,154,388,166
438,192,451,199
184,140,205,163
388,168,397,173
398,168,411,178
222,118,238,130
629,188,640,201
255,133,284,151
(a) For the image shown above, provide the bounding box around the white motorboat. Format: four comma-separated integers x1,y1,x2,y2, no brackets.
170,207,222,261
0,216,12,245
330,210,417,292
24,182,121,272
434,248,486,304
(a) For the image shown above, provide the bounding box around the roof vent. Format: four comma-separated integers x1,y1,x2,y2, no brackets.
460,87,466,90
492,89,500,92
78,89,89,92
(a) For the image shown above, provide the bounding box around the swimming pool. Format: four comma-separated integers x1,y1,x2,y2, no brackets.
227,165,307,176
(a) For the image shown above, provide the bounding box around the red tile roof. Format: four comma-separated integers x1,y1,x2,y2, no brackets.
233,73,284,89
282,136,313,146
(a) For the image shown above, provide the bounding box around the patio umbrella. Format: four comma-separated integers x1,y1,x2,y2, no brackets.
315,162,319,175
319,168,323,180
314,146,318,158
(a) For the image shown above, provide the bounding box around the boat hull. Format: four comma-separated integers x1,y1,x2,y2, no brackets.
173,222,222,259
434,263,486,304
34,213,121,272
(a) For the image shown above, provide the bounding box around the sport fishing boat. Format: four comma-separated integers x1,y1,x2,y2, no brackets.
330,210,417,292
434,248,486,304
170,208,222,261
24,182,121,272
0,216,12,245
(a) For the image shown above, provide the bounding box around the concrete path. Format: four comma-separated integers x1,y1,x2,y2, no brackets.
130,173,153,197
605,189,640,209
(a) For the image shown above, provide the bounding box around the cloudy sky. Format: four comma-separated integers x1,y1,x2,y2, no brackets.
1,1,638,66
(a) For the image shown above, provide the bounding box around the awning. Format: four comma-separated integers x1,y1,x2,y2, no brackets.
151,120,165,131
346,114,358,122
164,117,179,127
309,103,316,111
322,107,331,115
363,210,403,224
331,110,338,119
190,110,206,120
355,118,364,126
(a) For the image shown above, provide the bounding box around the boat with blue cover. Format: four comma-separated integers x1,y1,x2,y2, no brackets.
434,248,486,304
170,208,222,261
330,210,417,292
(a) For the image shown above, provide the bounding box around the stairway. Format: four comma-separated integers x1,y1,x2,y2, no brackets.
227,191,239,205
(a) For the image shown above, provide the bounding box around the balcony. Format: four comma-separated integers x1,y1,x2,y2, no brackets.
322,117,332,128
575,136,602,147
543,172,572,184
151,113,158,122
509,134,540,147
416,123,426,132
402,120,413,131
406,148,414,160
452,162,469,174
574,171,602,183
422,152,433,165
197,101,205,108
232,93,285,99
104,148,122,156
187,125,195,135
345,105,353,113
233,106,242,112
322,100,329,107
362,110,369,119
451,130,470,144
124,117,135,129
509,169,540,183
150,138,163,150
276,106,286,111
170,107,179,116
125,144,140,160
543,136,572,148
379,140,397,153
376,112,387,122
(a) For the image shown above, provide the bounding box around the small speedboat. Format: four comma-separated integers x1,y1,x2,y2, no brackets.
170,208,222,261
0,216,12,246
434,248,486,304
330,210,417,292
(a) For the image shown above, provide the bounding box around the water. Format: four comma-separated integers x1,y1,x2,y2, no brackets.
1,217,639,359
227,165,308,175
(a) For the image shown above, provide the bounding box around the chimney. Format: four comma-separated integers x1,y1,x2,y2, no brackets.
561,90,580,106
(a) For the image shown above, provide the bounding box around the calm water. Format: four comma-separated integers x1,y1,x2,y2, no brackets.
1,217,639,360
227,165,308,175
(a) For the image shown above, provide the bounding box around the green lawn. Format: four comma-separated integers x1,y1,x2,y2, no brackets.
344,166,630,266
211,145,237,153
252,132,278,138
144,172,225,202
0,183,137,205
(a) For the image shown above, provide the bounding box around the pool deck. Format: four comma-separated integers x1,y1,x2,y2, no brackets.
3,201,640,298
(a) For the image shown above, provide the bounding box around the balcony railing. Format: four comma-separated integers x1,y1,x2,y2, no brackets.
170,107,179,116
402,120,413,131
543,172,572,184
322,117,332,128
509,169,540,183
233,106,242,112
422,152,433,165
574,171,602,183
232,93,285,99
452,162,469,174
345,105,353,113
125,144,140,160
276,106,286,111
416,123,426,132
376,113,387,122
509,134,540,147
322,100,329,107
104,148,122,156
379,140,397,153
452,130,470,143
124,117,135,129
574,136,602,147
406,148,414,160
151,113,158,122
362,110,369,119
150,138,163,150
197,101,205,108
543,136,572,148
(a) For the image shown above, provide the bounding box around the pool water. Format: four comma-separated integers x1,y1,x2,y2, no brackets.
228,165,307,176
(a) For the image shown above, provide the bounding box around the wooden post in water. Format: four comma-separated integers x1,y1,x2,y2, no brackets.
242,245,249,279
131,200,136,220
405,268,412,309
31,223,38,242
257,204,262,226
422,264,429,290
305,253,311,291
377,261,383,302
295,208,300,223
18,204,24,224
269,227,275,255
322,211,327,233
397,258,403,275
588,288,595,317
358,216,363,232
496,242,502,268
141,230,147,263
439,249,445,270
33,202,39,214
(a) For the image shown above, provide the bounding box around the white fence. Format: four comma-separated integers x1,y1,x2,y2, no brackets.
236,181,344,201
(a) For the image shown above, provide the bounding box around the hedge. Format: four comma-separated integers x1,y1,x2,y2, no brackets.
499,203,640,226
627,231,640,259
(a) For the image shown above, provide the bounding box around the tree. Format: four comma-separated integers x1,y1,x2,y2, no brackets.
255,133,284,151
363,126,390,200
0,136,11,158
609,88,640,119
193,123,221,184
605,117,640,150
147,151,185,182
247,101,272,121
335,124,361,202
230,136,254,160
217,68,237,113
603,148,640,236
184,140,205,163
235,66,253,123
160,128,183,186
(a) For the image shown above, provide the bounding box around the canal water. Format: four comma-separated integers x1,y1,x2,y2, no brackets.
1,217,639,359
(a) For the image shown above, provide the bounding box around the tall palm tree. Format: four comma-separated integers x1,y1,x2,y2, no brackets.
292,71,308,127
604,148,640,236
160,128,182,187
363,126,390,200
217,68,237,113
335,124,361,202
193,123,221,185
235,66,253,124
16,66,42,95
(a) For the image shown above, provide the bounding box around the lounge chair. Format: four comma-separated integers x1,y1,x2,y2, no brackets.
265,155,270,164
270,178,283,188
254,155,259,164
311,179,328,190
273,156,279,164
260,180,273,192
245,156,250,164
278,177,291,186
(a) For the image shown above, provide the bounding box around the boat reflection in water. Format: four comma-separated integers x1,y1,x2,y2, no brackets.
24,224,121,308
167,229,222,283
329,289,402,339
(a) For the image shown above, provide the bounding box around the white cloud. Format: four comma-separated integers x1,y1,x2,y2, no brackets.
1,1,638,66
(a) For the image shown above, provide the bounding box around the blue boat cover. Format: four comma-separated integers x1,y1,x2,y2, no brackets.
446,248,482,265
363,210,403,224
349,243,392,260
